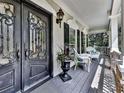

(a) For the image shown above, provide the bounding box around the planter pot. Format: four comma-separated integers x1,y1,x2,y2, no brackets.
59,61,72,82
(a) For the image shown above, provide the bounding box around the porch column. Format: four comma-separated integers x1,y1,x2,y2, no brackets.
75,29,77,50
84,34,87,51
122,0,124,67
110,15,120,54
108,30,111,48
119,0,124,71
82,28,88,52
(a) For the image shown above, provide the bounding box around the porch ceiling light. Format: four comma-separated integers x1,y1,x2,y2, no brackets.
56,8,64,28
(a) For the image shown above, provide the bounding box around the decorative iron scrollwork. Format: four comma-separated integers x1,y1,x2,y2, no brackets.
0,3,14,25
28,12,47,59
0,3,15,65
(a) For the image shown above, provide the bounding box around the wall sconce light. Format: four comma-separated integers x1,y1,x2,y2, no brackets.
56,8,64,28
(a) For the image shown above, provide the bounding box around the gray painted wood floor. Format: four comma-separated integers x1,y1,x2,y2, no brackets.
31,57,114,93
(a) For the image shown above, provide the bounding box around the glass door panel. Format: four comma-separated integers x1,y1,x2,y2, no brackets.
28,12,47,59
0,3,15,65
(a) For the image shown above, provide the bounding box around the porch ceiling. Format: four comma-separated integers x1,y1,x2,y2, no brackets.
58,0,112,30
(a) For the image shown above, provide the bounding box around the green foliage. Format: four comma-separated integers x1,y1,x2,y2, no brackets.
57,48,65,62
88,33,108,47
57,48,71,64
70,35,75,44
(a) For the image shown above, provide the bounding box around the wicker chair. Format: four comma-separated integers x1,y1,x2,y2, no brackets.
116,65,124,92
113,69,122,93
113,65,124,93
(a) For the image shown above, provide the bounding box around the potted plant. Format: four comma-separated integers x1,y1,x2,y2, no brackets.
57,48,72,82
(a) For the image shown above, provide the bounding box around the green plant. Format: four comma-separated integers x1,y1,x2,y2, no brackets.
57,48,71,64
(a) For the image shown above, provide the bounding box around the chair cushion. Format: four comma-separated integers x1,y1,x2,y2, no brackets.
86,47,100,59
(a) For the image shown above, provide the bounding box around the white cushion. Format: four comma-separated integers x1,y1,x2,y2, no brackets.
86,47,100,59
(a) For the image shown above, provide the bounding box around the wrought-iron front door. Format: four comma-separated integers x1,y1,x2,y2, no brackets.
22,3,50,91
0,0,51,93
0,0,21,93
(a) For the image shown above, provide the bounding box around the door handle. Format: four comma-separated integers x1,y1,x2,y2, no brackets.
25,49,28,59
24,43,29,59
16,49,20,59
15,43,20,60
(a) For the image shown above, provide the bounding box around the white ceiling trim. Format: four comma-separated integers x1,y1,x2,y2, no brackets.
31,0,56,16
67,19,79,30
88,29,107,34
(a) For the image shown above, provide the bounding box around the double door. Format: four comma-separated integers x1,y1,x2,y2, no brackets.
0,0,51,93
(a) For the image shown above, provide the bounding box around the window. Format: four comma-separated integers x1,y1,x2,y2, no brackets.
69,28,75,60
81,32,85,53
64,22,69,55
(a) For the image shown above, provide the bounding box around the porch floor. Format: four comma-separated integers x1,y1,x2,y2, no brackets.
31,57,115,93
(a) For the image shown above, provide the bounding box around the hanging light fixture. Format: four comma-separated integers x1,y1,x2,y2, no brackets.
56,8,64,28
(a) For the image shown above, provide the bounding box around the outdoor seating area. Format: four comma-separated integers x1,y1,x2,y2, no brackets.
86,47,100,61
57,47,100,82
73,47,101,72
73,48,91,72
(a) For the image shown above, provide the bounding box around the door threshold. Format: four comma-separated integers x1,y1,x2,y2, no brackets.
22,75,51,93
